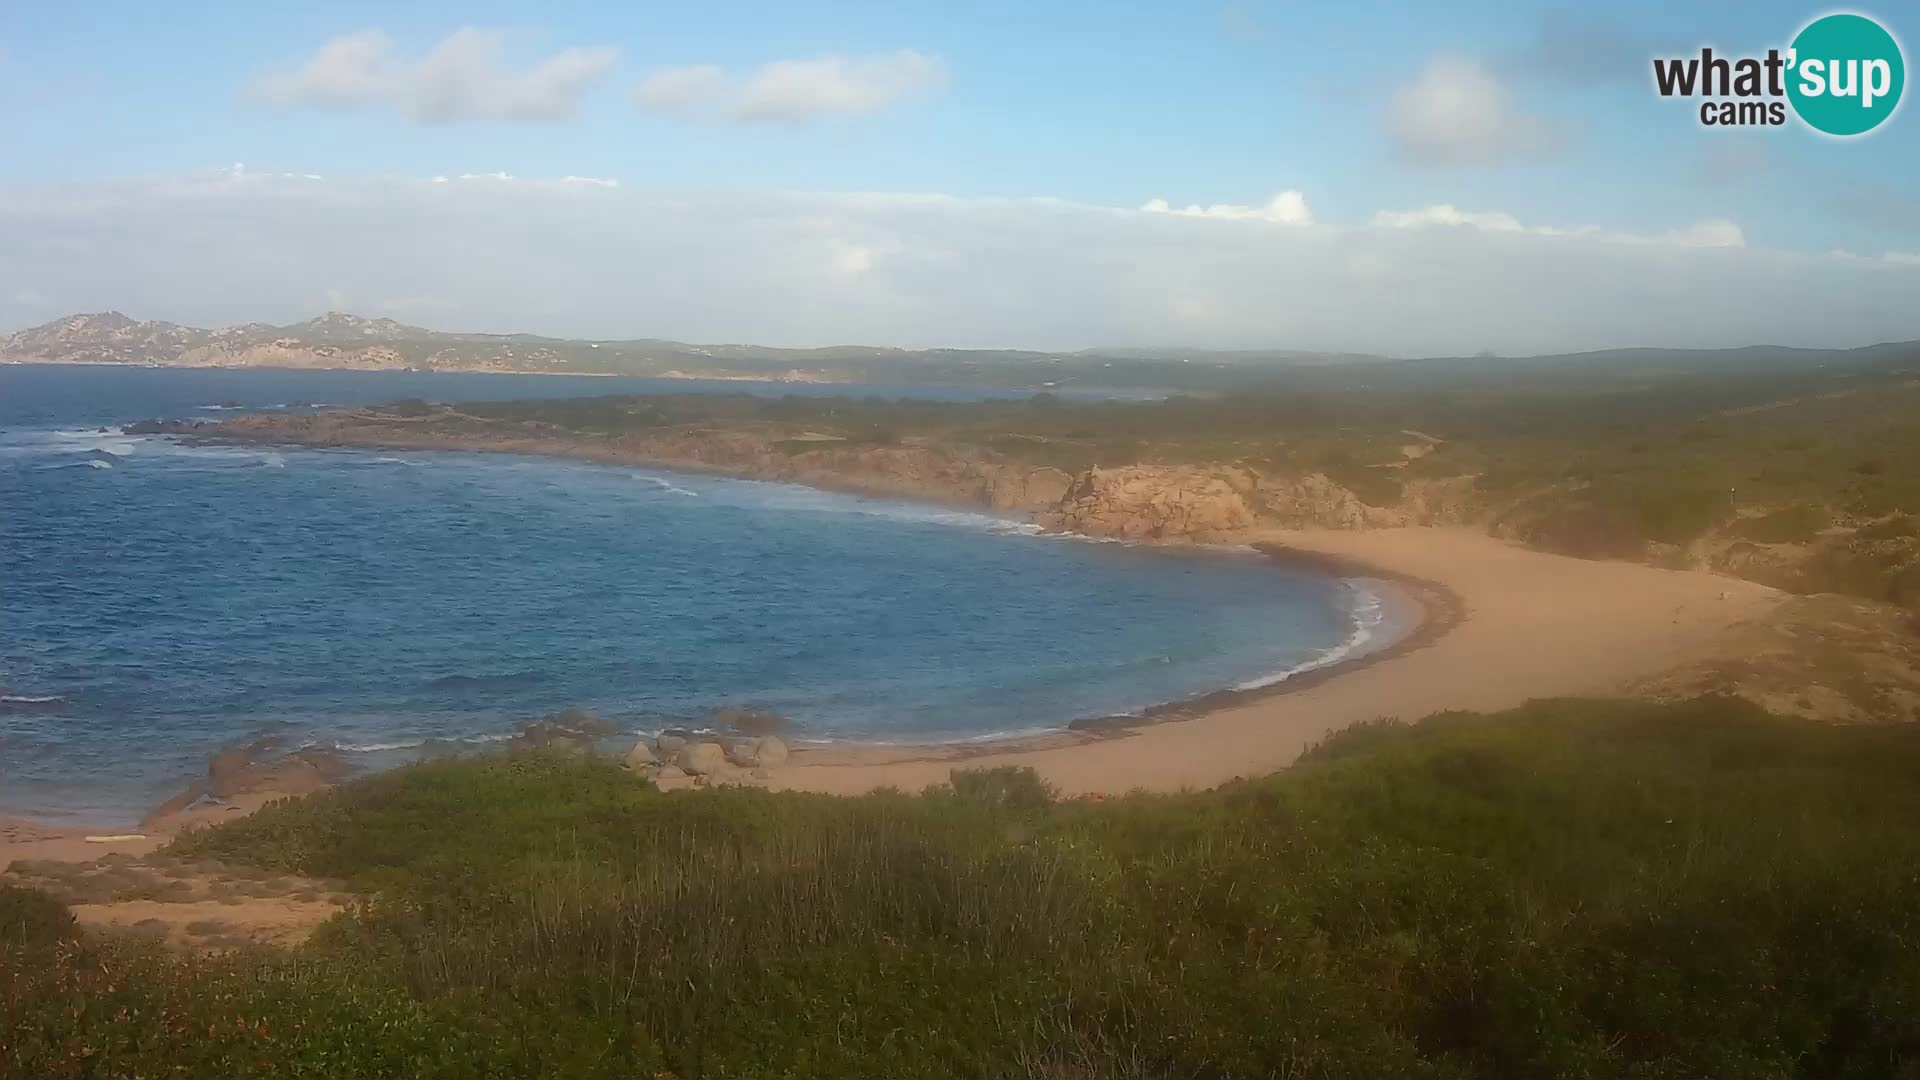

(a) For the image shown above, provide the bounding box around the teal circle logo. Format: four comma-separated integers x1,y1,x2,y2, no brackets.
1787,13,1905,136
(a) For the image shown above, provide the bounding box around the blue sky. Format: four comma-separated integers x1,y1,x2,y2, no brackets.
1,2,1916,352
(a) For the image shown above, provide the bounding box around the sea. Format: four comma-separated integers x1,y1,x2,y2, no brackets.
0,364,1403,824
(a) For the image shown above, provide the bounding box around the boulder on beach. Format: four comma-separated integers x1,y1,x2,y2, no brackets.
712,707,789,737
755,736,790,768
655,732,689,756
727,736,790,769
625,738,657,770
676,742,727,775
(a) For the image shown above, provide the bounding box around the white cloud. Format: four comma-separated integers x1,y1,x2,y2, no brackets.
1662,220,1745,248
255,28,619,123
2,170,1915,355
1140,191,1313,225
824,240,878,278
1385,56,1563,167
1372,205,1525,232
1882,252,1920,265
10,288,44,306
633,50,946,124
633,65,727,113
1373,204,1738,247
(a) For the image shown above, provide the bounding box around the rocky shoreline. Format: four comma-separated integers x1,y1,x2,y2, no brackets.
127,407,1467,544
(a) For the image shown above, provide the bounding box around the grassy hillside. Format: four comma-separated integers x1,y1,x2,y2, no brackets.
7,697,1920,1078
441,357,1920,609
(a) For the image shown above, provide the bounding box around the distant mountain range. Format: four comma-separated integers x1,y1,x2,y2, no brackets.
4,311,1916,392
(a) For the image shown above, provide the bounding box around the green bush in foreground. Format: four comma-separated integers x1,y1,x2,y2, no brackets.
8,697,1920,1078
0,884,74,947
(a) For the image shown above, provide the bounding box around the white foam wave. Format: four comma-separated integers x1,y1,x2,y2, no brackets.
0,694,64,704
631,473,699,497
368,456,424,466
328,732,516,753
84,459,113,470
1231,578,1393,691
0,428,143,457
197,403,245,411
261,452,287,468
835,724,1064,747
334,739,420,753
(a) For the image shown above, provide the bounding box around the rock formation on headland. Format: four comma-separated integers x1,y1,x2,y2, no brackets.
128,409,1444,541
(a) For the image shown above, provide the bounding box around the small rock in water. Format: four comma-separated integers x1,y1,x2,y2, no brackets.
512,708,615,752
711,707,789,737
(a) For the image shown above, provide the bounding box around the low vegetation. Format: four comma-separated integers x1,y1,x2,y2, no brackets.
426,354,1920,610
8,697,1920,1077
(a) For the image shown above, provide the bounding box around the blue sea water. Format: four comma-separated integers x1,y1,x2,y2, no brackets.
0,365,1392,824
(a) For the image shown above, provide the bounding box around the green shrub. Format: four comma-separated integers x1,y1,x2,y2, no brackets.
1731,504,1828,544
1585,476,1732,545
1321,458,1404,507
1855,514,1917,542
13,699,1920,1077
0,885,74,947
946,765,1057,813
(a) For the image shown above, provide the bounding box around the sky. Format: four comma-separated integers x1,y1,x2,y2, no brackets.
1,0,1917,355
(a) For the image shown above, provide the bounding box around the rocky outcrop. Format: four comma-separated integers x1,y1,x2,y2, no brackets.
987,467,1076,512
727,736,789,769
625,739,658,770
676,743,728,775
1035,466,1256,541
1241,473,1401,530
1035,467,1481,541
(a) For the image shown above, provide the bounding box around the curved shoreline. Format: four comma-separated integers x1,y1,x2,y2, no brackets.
720,541,1455,778
749,526,1783,796
3,424,1787,843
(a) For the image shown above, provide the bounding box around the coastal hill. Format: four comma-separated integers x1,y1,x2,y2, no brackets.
142,354,1920,725
8,309,1919,392
3,310,1299,388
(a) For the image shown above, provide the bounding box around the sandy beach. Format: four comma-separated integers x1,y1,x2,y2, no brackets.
752,526,1784,797
3,524,1785,867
